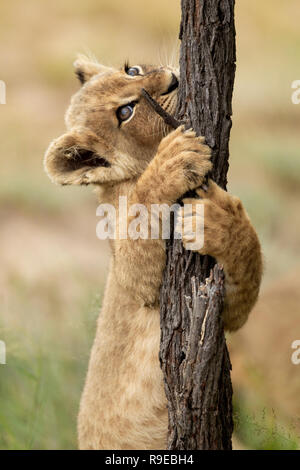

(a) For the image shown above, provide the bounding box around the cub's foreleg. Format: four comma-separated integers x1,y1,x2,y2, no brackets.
177,180,263,331
112,126,212,306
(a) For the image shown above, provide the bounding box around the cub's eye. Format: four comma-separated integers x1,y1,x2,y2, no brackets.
116,102,136,124
126,67,140,77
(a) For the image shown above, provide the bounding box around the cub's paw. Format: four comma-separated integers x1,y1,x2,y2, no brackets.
154,126,212,202
175,179,246,257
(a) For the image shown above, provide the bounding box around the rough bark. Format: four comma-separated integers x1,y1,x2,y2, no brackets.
159,0,236,450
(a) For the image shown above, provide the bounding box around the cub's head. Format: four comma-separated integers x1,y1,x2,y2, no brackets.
44,55,178,186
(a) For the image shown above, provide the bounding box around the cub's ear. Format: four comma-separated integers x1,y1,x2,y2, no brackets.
74,54,113,84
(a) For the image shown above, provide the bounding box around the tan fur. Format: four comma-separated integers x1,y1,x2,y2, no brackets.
44,56,263,449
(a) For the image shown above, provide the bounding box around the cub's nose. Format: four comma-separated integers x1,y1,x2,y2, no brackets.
162,73,179,95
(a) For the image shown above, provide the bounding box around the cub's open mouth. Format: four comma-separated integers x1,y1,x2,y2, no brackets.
162,73,179,95
63,148,110,172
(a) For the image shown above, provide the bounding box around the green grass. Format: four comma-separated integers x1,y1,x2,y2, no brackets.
234,396,300,450
260,147,300,192
0,283,101,449
0,346,79,449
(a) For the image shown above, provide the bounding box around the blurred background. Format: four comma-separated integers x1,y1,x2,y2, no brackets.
0,0,299,450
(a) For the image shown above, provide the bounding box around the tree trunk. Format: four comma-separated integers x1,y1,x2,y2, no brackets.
159,0,236,450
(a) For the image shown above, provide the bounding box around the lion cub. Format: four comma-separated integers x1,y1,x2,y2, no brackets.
44,56,262,450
